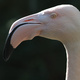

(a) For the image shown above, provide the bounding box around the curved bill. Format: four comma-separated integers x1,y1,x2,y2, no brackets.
3,22,41,61
3,23,28,61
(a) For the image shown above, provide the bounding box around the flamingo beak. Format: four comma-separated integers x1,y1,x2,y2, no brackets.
3,14,42,61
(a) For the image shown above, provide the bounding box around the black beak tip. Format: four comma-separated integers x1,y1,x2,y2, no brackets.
3,43,14,62
3,23,28,61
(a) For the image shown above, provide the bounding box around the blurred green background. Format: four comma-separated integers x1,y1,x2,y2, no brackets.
0,0,80,80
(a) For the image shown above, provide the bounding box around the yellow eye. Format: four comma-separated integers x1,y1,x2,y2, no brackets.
50,13,57,19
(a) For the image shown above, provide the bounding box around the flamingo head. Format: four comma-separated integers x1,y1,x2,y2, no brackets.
3,4,80,61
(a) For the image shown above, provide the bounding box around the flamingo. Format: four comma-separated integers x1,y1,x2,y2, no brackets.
3,4,80,80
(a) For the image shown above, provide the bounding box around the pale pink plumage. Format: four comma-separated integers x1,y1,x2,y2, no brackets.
3,4,80,80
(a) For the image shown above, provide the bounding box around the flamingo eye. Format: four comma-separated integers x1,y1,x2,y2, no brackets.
50,13,57,19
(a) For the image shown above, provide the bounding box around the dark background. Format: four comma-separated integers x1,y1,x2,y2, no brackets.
0,0,80,80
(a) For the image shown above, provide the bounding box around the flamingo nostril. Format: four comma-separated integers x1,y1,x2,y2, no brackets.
24,19,35,22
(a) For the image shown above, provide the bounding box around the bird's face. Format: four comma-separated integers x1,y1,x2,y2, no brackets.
39,5,80,42
3,4,80,61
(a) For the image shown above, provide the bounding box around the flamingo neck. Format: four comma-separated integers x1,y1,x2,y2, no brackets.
64,41,80,80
